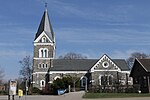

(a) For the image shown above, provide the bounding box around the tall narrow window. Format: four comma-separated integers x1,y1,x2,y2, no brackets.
45,64,48,68
99,75,113,85
40,80,45,87
38,64,41,69
108,75,113,85
101,76,105,85
81,76,87,87
42,63,45,68
45,49,48,57
39,48,49,58
41,50,44,57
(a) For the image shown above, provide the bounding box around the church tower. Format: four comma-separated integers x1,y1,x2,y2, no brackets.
32,8,55,89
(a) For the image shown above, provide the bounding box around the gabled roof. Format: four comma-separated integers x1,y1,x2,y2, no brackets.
91,54,129,72
49,59,129,71
50,59,98,71
113,59,130,71
137,59,150,72
35,9,54,42
130,58,150,77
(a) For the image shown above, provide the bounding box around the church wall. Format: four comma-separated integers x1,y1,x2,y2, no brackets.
32,73,46,90
91,71,130,86
49,72,87,82
33,59,51,72
34,45,54,58
50,72,86,82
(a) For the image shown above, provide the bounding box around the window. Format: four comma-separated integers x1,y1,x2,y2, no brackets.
42,37,47,42
143,76,147,87
38,63,48,69
102,61,109,68
45,49,48,57
42,63,45,68
108,76,113,85
54,76,61,80
101,76,106,85
80,76,87,87
45,64,48,68
39,48,49,58
38,64,41,69
99,75,113,85
42,49,44,57
40,80,45,87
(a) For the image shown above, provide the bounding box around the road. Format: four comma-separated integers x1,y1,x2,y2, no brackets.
0,91,150,100
0,91,84,100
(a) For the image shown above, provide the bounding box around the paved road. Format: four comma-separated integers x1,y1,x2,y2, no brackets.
0,91,84,100
0,91,150,100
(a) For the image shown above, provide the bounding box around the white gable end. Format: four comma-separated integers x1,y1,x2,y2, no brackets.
90,54,121,72
34,31,52,43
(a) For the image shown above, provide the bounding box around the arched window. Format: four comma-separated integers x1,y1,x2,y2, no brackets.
45,64,48,68
54,76,61,80
108,75,113,85
42,63,45,68
39,48,49,58
38,64,41,69
41,49,44,57
99,75,113,86
40,80,45,87
45,49,48,57
42,37,46,42
80,76,87,87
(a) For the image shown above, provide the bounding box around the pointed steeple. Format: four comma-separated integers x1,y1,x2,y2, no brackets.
35,8,55,42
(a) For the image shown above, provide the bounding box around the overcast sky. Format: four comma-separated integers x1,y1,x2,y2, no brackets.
1,0,150,80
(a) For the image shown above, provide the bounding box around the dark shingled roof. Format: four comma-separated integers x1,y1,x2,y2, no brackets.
50,59,98,71
35,9,54,42
138,59,150,72
113,59,130,71
50,59,129,71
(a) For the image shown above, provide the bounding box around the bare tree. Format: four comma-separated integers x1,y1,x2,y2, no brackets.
19,56,32,80
58,52,87,59
126,52,149,68
19,56,32,94
0,67,4,84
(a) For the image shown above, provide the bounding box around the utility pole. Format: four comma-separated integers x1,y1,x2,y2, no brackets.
85,78,88,92
25,78,27,100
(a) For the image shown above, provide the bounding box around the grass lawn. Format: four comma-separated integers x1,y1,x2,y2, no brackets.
82,93,150,99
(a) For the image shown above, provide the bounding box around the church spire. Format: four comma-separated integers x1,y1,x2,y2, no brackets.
35,6,55,43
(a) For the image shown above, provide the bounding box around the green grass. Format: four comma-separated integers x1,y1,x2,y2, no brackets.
83,93,150,99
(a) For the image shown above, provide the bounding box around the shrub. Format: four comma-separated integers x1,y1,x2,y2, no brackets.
0,91,7,95
32,87,42,95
